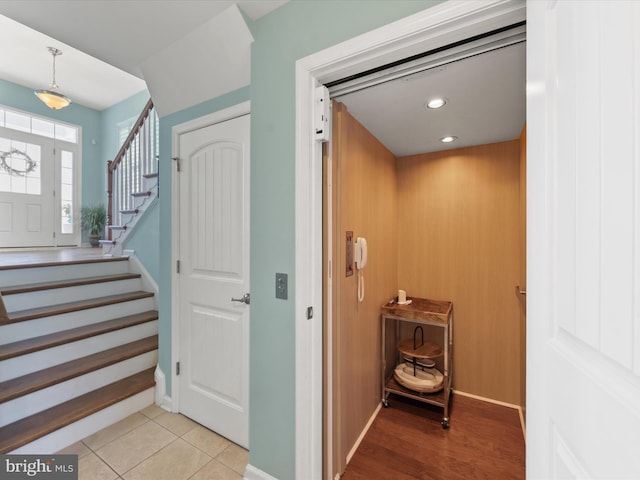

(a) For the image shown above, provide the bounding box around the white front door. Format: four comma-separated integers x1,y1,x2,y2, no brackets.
0,130,55,247
528,1,640,478
176,112,250,448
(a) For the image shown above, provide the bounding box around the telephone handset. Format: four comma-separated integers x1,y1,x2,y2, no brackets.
354,237,368,270
355,237,367,301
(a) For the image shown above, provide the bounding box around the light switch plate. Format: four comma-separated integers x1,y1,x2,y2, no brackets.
276,273,288,300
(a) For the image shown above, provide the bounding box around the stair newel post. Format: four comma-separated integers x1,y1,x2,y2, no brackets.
107,160,113,241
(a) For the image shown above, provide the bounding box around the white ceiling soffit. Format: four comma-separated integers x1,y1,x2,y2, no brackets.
0,1,287,79
141,4,253,117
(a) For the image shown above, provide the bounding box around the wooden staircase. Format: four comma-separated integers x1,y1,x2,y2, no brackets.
102,98,159,257
0,255,158,454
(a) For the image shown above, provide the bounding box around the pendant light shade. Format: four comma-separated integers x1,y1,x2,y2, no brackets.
35,47,71,110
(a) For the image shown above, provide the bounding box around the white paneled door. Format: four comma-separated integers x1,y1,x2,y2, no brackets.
177,113,250,448
0,130,54,247
528,1,640,478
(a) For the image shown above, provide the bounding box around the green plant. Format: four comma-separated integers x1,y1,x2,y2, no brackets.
80,205,107,236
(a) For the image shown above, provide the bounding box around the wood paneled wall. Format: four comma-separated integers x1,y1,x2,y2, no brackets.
396,141,522,404
325,102,525,478
326,102,398,476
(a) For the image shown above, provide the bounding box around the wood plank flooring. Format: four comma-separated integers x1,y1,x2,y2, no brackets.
341,393,525,480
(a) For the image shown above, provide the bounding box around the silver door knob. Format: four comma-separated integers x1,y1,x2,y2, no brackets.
231,293,250,305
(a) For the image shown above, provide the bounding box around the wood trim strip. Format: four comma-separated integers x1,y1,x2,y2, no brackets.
0,256,129,271
2,291,154,325
0,311,158,361
0,367,156,454
0,273,141,296
0,335,158,404
0,293,8,324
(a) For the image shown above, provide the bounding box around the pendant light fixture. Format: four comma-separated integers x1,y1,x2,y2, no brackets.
35,47,72,110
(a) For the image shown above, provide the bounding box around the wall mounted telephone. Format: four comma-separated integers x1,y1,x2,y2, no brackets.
355,237,367,301
354,237,368,270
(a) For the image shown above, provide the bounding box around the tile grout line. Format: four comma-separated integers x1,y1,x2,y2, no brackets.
73,408,248,479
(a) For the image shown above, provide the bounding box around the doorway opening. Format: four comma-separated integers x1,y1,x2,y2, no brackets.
293,1,527,478
0,105,81,248
323,29,526,478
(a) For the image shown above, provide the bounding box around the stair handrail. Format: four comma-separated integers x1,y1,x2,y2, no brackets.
106,98,156,241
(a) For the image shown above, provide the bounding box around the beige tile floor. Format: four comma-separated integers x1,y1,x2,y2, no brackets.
57,405,248,480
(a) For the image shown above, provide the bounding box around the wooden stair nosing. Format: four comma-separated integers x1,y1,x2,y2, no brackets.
0,293,7,325
3,291,155,325
0,335,158,404
0,310,159,361
143,172,158,179
0,273,142,296
131,191,151,198
0,367,156,454
0,256,129,272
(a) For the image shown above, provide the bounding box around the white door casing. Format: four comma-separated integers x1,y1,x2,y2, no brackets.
294,1,527,478
527,1,640,478
0,126,81,248
173,103,250,448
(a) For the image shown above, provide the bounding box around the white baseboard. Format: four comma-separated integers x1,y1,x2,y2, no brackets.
244,463,279,480
127,252,159,301
153,364,174,412
154,364,165,406
452,388,520,409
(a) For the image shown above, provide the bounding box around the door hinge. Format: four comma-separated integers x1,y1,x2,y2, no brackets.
306,306,313,320
314,86,331,142
176,361,180,375
176,260,180,273
172,157,181,172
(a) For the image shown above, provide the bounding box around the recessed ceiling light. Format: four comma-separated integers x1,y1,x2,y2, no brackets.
426,97,447,109
440,136,457,143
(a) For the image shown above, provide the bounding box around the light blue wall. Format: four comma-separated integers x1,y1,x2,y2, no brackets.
122,204,160,281
249,1,440,478
100,90,149,163
0,79,102,209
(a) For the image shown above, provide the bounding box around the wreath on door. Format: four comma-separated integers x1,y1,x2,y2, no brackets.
0,148,37,176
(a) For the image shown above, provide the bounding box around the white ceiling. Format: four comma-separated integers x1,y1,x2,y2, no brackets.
0,1,288,110
0,1,525,156
335,42,526,157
